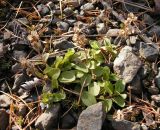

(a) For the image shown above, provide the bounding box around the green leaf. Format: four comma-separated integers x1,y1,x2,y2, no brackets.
114,90,127,99
104,81,114,95
73,63,88,73
88,82,100,96
109,73,119,81
76,71,84,78
53,56,63,68
44,66,61,79
120,94,127,99
91,49,104,63
90,40,100,49
42,91,66,104
81,91,97,106
52,68,61,79
42,53,50,62
34,69,44,78
80,74,92,87
86,60,97,69
102,66,110,80
59,70,76,83
52,92,66,102
61,62,73,71
93,66,104,77
115,80,125,93
104,38,111,46
112,96,125,107
43,66,53,77
51,78,59,89
103,99,112,112
62,48,75,64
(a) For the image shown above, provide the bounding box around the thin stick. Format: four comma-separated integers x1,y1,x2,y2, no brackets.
77,77,87,105
114,0,153,12
15,1,23,18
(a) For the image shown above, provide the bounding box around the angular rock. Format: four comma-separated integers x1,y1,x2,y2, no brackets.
61,113,76,129
17,103,27,117
35,104,61,130
12,73,26,91
148,25,160,37
37,4,49,15
106,29,120,37
17,17,29,25
143,14,154,25
151,95,160,107
0,83,9,92
53,38,75,50
13,50,27,60
138,65,149,79
64,7,74,17
96,23,107,34
155,67,160,88
81,3,94,11
0,94,11,107
0,109,9,130
113,46,142,83
148,86,159,95
139,42,159,62
77,102,106,130
111,119,141,130
3,31,12,40
0,44,4,58
57,21,70,32
11,63,23,74
129,75,142,95
141,123,148,130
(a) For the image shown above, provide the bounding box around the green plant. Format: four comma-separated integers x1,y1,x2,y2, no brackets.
42,38,126,112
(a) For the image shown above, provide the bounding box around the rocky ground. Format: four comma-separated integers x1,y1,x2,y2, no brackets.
0,0,160,130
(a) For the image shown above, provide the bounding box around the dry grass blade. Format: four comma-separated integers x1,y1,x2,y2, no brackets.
114,0,153,12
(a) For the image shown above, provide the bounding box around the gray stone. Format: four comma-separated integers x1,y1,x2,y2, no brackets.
0,83,9,92
77,102,106,130
61,113,76,129
17,103,27,117
151,95,160,106
0,44,4,58
53,38,75,50
141,124,148,130
0,94,11,107
11,63,23,74
148,86,159,95
129,75,142,95
64,7,74,17
111,119,141,130
13,50,27,60
143,14,154,25
138,65,149,79
37,4,49,15
155,67,160,88
66,0,84,7
12,73,26,91
57,21,69,32
17,18,29,25
148,25,160,37
96,23,107,34
139,42,159,62
35,104,60,130
113,46,142,83
3,31,12,40
106,29,120,37
12,125,20,130
81,3,94,11
0,109,9,130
